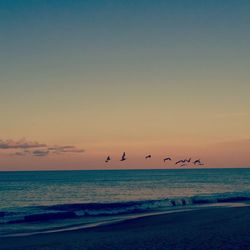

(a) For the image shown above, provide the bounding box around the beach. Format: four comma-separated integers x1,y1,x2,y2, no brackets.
1,206,250,250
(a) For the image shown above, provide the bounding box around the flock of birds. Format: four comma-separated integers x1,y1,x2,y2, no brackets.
105,152,205,167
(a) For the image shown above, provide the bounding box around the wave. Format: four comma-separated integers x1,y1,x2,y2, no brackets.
192,196,250,204
8,212,77,224
1,193,250,224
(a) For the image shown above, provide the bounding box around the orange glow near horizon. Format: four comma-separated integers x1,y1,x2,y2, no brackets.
0,1,249,170
0,138,249,170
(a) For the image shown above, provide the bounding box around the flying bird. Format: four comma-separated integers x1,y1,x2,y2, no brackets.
145,155,152,159
163,157,172,162
105,156,111,163
175,160,186,165
185,158,192,163
193,159,205,166
193,159,201,165
120,152,127,161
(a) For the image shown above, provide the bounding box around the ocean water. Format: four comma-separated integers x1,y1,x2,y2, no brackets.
1,169,250,236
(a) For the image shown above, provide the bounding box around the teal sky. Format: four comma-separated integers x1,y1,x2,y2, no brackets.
0,0,250,170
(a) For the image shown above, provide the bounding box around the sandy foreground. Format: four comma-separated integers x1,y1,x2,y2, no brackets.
1,206,250,250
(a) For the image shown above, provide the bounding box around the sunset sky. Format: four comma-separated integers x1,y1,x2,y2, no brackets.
0,0,250,170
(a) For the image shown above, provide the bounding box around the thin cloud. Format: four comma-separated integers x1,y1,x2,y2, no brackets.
0,139,46,149
0,139,84,157
32,150,50,157
48,145,85,154
48,146,75,151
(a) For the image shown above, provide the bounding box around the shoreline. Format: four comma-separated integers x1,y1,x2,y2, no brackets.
2,207,198,238
1,206,250,250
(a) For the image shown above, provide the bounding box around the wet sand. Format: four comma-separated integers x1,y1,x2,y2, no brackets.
1,206,250,250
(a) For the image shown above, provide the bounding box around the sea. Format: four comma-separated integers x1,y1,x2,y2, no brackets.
1,168,250,237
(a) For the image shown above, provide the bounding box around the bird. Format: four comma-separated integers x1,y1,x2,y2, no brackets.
163,157,172,162
105,156,111,163
145,154,152,159
193,159,201,165
185,158,192,163
120,152,127,161
193,159,205,166
175,160,186,165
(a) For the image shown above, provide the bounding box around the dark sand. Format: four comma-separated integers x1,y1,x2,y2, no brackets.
1,206,250,250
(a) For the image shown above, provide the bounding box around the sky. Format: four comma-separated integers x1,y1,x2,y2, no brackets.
0,0,250,170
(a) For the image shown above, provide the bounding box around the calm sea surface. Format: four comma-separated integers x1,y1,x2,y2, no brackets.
1,169,250,236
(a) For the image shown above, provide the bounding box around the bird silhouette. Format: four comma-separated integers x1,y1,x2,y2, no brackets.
145,155,152,159
193,159,201,165
105,156,111,163
120,152,127,161
163,157,172,162
185,158,192,163
175,160,186,165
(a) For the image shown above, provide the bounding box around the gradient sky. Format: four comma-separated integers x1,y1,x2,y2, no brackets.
0,0,250,170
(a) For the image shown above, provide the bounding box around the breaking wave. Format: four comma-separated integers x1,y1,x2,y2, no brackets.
1,193,250,225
